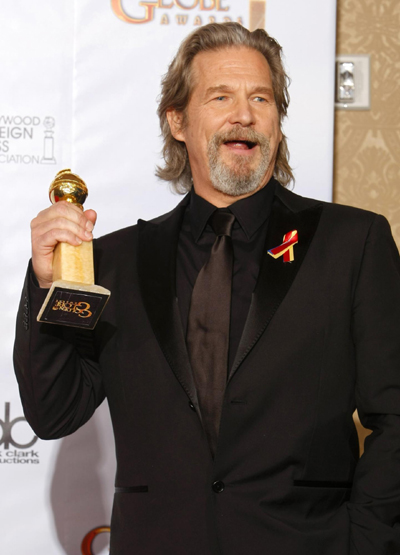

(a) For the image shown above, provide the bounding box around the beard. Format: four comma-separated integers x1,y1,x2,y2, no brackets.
207,126,271,197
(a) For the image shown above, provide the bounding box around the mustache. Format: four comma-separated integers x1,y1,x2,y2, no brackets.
210,126,269,148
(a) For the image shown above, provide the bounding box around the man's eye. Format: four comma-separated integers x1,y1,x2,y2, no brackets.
215,96,226,101
254,96,267,102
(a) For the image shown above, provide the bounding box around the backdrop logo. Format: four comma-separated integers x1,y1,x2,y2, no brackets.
0,115,56,165
81,526,110,555
111,0,243,26
0,402,39,465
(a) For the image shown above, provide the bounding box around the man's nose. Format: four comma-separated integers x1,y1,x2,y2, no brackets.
228,98,255,127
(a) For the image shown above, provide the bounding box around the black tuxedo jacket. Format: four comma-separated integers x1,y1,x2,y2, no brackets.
14,185,400,554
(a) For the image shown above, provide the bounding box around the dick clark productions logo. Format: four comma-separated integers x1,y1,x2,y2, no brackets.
0,402,39,464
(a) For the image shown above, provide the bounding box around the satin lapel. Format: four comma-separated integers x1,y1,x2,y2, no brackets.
229,191,323,382
137,198,201,418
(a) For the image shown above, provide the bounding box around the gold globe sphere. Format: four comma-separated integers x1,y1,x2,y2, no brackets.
49,169,88,208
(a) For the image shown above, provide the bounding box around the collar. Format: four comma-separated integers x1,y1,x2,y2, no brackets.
189,177,278,242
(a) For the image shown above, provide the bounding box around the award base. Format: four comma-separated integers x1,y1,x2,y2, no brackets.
37,280,110,330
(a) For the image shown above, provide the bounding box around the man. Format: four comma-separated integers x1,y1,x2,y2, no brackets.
14,22,400,554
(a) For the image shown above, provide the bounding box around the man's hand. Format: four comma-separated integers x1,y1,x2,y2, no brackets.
30,201,97,289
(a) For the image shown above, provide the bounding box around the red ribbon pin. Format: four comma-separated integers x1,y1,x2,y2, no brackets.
268,230,298,262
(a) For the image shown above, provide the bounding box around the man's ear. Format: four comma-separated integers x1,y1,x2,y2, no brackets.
166,109,185,142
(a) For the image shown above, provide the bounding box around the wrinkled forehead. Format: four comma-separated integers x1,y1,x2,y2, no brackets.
189,46,273,95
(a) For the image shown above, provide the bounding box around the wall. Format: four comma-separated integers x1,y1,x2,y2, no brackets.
334,0,400,240
334,0,400,452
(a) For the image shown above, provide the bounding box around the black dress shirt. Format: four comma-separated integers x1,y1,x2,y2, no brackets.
176,177,277,370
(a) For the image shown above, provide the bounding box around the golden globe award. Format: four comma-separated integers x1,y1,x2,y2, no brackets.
37,169,110,329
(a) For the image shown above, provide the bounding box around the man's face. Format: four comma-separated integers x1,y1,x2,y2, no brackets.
167,46,282,206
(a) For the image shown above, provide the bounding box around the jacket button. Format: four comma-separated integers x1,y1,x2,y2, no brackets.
212,480,224,493
188,401,196,411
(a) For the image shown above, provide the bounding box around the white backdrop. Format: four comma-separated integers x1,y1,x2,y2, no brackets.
0,1,336,552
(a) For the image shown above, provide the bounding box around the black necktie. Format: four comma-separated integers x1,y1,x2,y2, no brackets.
187,210,235,456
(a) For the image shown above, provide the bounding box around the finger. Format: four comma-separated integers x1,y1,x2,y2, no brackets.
33,227,85,252
31,216,93,244
34,200,82,221
32,201,89,231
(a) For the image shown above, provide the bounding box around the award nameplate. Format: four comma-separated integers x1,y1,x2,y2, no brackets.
37,169,110,329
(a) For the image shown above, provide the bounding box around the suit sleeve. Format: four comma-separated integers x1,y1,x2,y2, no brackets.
13,262,106,439
349,214,400,554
